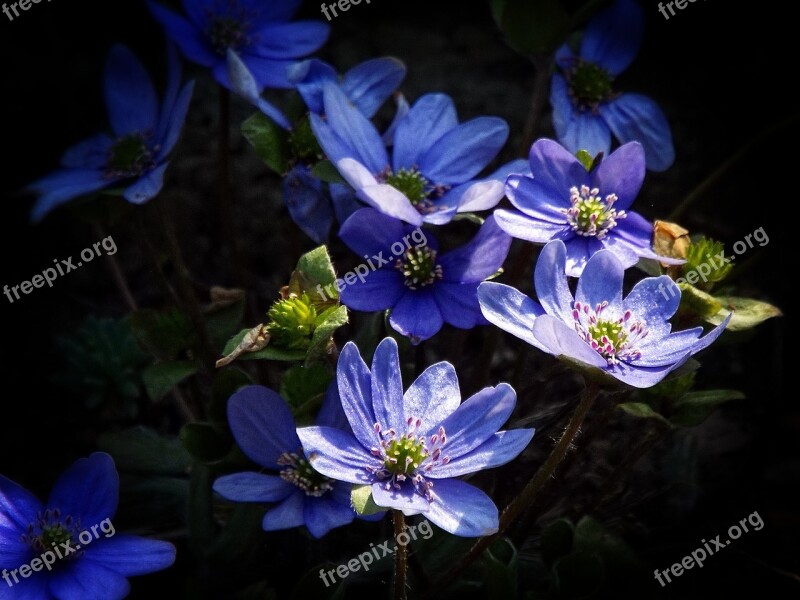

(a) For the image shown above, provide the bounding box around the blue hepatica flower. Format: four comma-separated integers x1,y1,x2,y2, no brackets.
478,240,732,388
28,45,194,222
0,453,175,599
213,384,361,538
495,138,682,277
311,85,519,226
551,0,674,171
147,0,329,91
338,207,512,344
297,337,535,537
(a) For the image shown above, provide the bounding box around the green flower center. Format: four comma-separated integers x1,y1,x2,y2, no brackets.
385,168,429,205
568,60,615,108
106,134,154,178
395,247,443,290
266,293,318,350
22,509,81,557
572,301,648,365
278,452,334,497
207,15,250,54
589,320,627,358
564,185,626,239
383,434,429,476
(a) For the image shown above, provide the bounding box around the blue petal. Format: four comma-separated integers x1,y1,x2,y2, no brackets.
433,282,486,329
287,59,337,114
29,170,111,222
527,138,590,195
557,110,612,159
0,476,43,533
635,315,731,368
419,117,509,185
431,429,535,478
689,313,731,355
355,182,424,225
48,453,118,527
580,0,643,76
403,362,461,432
283,165,334,243
342,57,407,118
82,535,175,576
477,282,547,351
370,338,406,433
600,94,675,172
47,559,130,600
550,74,575,151
389,290,444,343
104,45,158,137
147,1,218,67
532,314,608,368
382,93,410,146
249,21,330,59
436,384,517,459
438,216,511,283
340,268,405,311
329,183,363,225
317,382,350,431
534,240,576,323
123,162,169,205
213,472,293,503
372,481,430,514
434,180,502,217
564,235,605,277
623,276,680,340
262,491,305,532
575,249,625,312
424,479,498,537
180,0,211,29
337,342,380,448
338,207,413,261
393,94,458,170
0,573,48,600
607,359,687,389
60,134,113,169
227,49,263,103
297,426,374,484
590,141,645,210
303,495,356,538
250,0,303,23
493,209,569,243
234,55,297,89
158,82,194,157
156,42,181,143
506,175,570,223
227,385,300,468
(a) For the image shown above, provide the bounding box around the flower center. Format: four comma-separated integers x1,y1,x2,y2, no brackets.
563,185,626,239
206,7,252,54
385,168,429,204
368,418,449,501
266,293,318,351
572,301,649,365
395,247,444,290
105,133,155,179
278,451,334,497
21,509,81,558
566,60,615,110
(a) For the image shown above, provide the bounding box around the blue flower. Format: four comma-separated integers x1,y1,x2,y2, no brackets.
495,139,682,277
311,85,518,226
297,337,534,537
147,0,329,91
28,45,194,222
0,453,175,599
213,384,361,538
551,0,674,171
338,208,512,344
478,240,731,388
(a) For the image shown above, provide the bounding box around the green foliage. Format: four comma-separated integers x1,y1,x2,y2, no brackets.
242,112,290,175
142,360,198,401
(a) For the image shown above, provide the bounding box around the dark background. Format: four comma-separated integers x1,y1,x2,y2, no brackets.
0,0,794,598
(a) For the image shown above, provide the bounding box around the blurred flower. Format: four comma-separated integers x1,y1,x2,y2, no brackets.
495,139,682,276
213,385,359,538
0,453,175,599
147,0,329,90
338,208,512,343
28,45,193,222
478,240,731,388
311,86,518,225
551,0,674,171
297,337,534,536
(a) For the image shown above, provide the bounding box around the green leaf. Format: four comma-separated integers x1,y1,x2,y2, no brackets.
484,538,518,599
575,149,596,171
297,245,338,289
678,283,724,319
307,305,349,364
706,296,782,331
541,518,575,566
242,112,289,174
205,297,245,351
452,212,485,225
142,360,199,401
572,516,644,576
670,389,745,427
222,329,306,362
130,308,194,361
115,475,190,529
280,363,332,414
500,0,570,55
312,160,346,185
552,551,604,598
181,422,233,463
617,402,671,426
210,368,253,425
97,426,191,476
350,484,386,516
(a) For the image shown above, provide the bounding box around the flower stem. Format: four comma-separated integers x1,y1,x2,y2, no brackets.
92,223,137,312
518,54,553,155
429,382,601,595
217,87,246,286
393,510,408,600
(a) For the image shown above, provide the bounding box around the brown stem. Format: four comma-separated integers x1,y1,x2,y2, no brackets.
518,54,554,156
393,510,408,600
